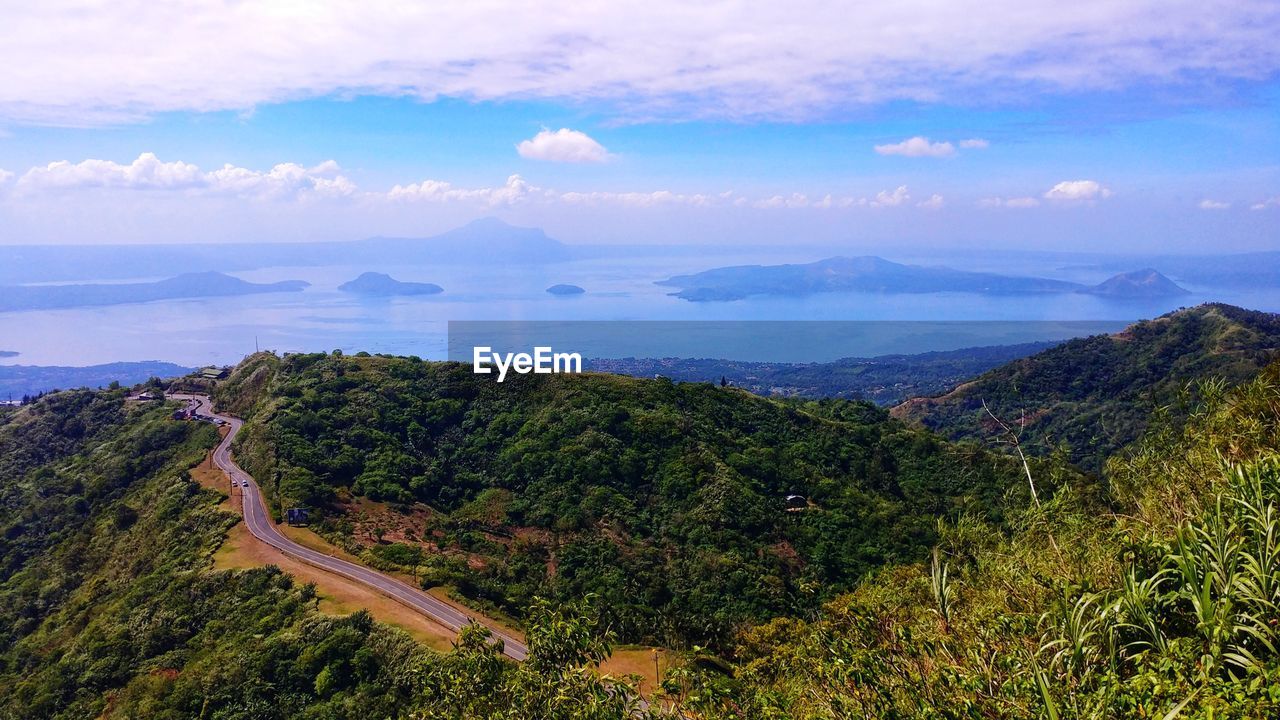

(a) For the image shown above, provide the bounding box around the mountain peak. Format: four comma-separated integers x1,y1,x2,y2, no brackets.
1087,268,1189,298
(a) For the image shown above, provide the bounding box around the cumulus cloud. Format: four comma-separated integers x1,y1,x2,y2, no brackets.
516,129,611,163
1043,180,1112,202
205,161,356,199
874,137,955,158
979,196,1040,208
869,185,911,207
386,175,719,208
16,152,355,200
387,174,546,205
1251,196,1280,210
3,2,1277,124
20,152,203,190
4,152,947,213
1198,198,1230,210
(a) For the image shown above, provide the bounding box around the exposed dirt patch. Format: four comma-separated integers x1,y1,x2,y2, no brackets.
599,646,669,700
344,497,437,546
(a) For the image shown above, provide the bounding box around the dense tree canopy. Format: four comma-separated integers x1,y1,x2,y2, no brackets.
222,352,1041,646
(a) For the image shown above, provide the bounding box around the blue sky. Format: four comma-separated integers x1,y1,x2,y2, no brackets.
0,1,1277,252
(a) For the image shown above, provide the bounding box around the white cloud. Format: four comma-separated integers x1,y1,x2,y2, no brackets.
1198,198,1230,210
874,137,955,158
1043,179,1112,202
980,195,1040,208
387,174,547,205
958,138,990,149
0,169,13,185
205,161,356,199
917,193,944,209
753,193,817,209
16,152,355,200
516,128,611,163
870,185,910,207
3,2,1276,124
19,152,203,190
1251,196,1280,210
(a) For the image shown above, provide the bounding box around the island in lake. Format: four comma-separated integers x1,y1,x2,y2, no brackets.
338,272,444,296
0,271,310,312
657,256,1189,301
546,283,585,295
0,351,17,358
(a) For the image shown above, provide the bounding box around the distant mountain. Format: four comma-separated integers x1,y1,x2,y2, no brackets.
1084,268,1189,298
360,217,571,265
0,351,16,358
0,361,193,397
1067,251,1280,289
892,304,1280,470
0,271,309,312
546,283,585,295
338,272,443,296
588,341,1058,405
656,256,1184,301
0,218,571,284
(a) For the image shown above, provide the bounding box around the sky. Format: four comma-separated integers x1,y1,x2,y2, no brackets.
0,1,1277,252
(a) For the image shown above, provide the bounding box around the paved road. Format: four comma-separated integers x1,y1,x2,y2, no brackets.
170,393,528,661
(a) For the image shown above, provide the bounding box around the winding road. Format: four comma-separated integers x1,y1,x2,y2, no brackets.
169,393,528,661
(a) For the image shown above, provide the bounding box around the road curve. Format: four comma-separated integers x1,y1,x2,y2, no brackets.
170,393,528,661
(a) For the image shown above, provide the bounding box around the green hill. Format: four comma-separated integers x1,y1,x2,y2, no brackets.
217,351,1048,646
892,304,1280,470
3,329,1279,718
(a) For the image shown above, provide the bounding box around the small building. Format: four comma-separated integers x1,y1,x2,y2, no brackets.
286,507,311,526
785,494,808,510
199,366,229,380
172,409,191,421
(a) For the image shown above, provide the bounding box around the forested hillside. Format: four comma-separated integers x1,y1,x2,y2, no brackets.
217,352,1047,646
0,390,650,719
893,304,1280,470
0,391,428,717
681,358,1280,718
3,324,1278,718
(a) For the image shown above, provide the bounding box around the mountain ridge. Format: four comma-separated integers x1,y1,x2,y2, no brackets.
658,255,1189,301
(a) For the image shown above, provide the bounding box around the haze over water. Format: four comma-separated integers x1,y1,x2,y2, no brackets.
4,248,1275,367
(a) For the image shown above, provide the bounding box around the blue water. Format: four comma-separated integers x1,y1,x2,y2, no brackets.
2,251,1277,366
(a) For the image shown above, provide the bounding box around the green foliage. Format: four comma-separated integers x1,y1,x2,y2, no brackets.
901,304,1280,470
677,361,1280,718
417,597,650,719
0,390,662,720
222,352,1039,646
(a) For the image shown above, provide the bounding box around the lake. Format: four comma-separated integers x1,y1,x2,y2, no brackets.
2,249,1278,367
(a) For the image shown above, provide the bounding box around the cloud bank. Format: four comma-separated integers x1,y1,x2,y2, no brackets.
2,1,1277,124
16,153,355,200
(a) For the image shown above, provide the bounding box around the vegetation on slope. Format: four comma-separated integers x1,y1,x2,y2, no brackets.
0,390,649,719
588,341,1057,405
894,304,1280,471
218,351,1047,647
677,362,1280,718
